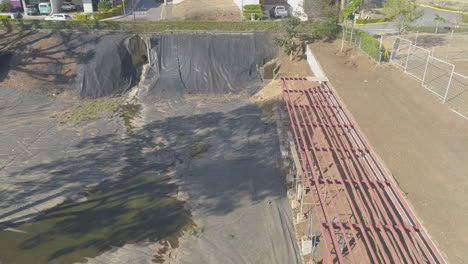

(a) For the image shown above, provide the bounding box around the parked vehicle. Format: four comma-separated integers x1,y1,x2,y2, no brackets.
26,4,39,15
38,2,52,14
61,2,77,12
44,13,72,20
270,6,288,19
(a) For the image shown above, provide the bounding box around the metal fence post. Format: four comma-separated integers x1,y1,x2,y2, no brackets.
443,65,455,103
404,44,412,71
446,30,454,59
341,27,345,52
390,37,397,62
421,53,431,85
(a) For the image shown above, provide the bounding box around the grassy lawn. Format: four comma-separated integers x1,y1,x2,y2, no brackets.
51,98,121,125
0,172,192,264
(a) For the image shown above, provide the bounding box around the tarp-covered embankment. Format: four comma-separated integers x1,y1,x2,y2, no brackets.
140,33,276,100
76,34,148,98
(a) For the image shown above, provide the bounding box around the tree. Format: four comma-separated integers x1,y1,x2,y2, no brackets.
434,14,446,33
342,0,362,22
274,16,302,61
0,1,11,12
302,0,340,38
384,0,422,33
98,1,112,12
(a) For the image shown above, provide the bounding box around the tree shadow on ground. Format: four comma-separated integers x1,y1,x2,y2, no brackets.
0,100,284,263
415,35,446,49
0,31,102,95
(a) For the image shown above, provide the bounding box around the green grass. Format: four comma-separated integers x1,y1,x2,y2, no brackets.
52,98,120,125
191,140,209,158
0,172,192,264
119,103,141,134
0,20,280,33
187,225,204,237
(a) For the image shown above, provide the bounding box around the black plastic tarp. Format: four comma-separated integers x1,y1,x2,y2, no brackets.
143,33,276,100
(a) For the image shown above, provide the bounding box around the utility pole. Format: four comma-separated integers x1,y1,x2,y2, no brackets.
123,0,126,15
240,0,243,21
133,0,136,21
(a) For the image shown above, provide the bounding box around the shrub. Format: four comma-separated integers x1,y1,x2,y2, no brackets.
342,26,387,61
244,12,263,20
243,4,261,11
191,140,209,157
98,1,112,12
94,5,123,20
76,13,91,21
0,15,10,20
0,1,10,12
243,4,262,20
463,14,468,23
355,17,391,24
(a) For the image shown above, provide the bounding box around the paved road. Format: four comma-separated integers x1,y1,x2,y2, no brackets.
355,5,467,34
114,0,163,21
413,6,463,27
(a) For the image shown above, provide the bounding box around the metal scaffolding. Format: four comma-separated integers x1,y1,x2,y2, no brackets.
282,77,446,263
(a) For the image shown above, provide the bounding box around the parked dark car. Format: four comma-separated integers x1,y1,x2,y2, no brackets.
26,4,39,15
269,6,288,19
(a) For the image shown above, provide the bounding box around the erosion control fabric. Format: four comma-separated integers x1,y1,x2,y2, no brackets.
76,34,147,98
140,33,276,100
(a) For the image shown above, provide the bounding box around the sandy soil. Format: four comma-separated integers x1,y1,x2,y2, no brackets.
310,40,468,264
165,0,241,21
451,60,468,75
0,32,78,98
251,49,313,122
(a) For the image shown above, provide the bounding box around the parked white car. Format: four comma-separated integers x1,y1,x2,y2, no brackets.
44,14,72,21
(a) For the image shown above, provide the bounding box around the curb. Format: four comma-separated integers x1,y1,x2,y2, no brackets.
355,21,389,26
416,3,468,15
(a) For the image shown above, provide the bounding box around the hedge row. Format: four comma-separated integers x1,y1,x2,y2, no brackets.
463,14,468,23
76,13,91,21
0,20,281,32
343,26,387,61
355,17,391,24
244,12,263,20
0,15,10,19
243,4,262,20
93,5,123,20
243,4,261,11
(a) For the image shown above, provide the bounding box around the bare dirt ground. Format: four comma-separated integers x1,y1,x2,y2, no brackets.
164,0,241,21
450,60,468,75
251,50,313,121
309,40,468,264
0,32,78,98
382,33,468,61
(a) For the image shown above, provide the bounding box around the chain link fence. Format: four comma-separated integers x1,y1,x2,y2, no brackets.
403,32,468,60
342,26,388,63
390,36,468,118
